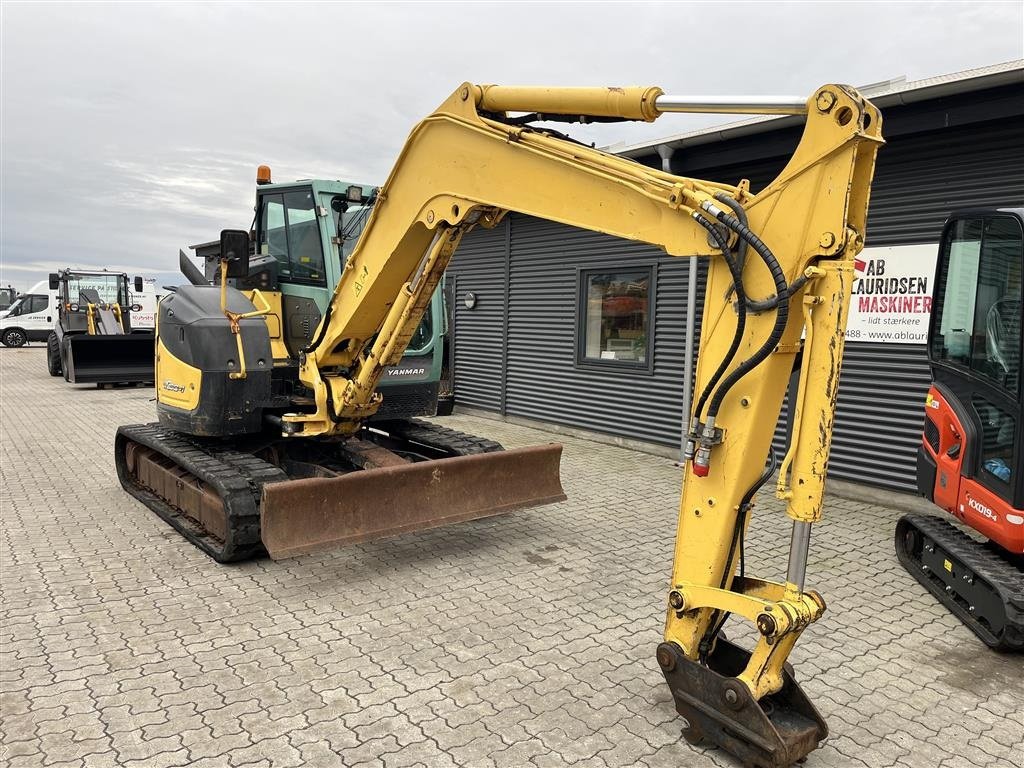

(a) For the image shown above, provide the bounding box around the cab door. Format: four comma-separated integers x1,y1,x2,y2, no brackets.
19,294,54,341
925,210,1023,551
256,186,329,356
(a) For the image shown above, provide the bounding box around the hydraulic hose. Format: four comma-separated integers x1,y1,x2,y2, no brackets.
697,449,778,664
691,214,748,425
714,193,749,276
713,192,806,313
738,448,779,579
702,206,790,420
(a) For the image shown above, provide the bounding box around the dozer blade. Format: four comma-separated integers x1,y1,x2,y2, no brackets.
261,443,565,559
65,334,154,384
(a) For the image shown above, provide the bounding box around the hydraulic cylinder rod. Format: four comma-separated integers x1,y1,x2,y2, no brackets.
787,521,812,591
473,85,807,121
655,94,807,115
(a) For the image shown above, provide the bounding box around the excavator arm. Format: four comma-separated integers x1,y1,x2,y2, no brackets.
281,82,882,767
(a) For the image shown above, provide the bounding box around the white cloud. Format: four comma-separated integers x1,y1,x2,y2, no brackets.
2,1,1022,292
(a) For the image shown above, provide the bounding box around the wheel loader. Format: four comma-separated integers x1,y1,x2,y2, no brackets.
897,208,1023,651
47,268,155,384
115,81,882,768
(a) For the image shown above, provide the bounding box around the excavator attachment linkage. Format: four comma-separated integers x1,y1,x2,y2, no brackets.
658,639,827,768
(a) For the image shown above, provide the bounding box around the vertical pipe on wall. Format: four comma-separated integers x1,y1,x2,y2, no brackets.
657,145,697,461
499,216,511,415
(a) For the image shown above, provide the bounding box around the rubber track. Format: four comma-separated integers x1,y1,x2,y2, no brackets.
896,513,1024,651
382,418,504,456
115,424,288,563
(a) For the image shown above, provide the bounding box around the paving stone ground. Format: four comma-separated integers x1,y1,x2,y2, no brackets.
1,345,1022,768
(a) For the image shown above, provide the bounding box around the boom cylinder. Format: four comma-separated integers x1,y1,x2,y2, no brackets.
474,85,664,121
472,84,808,121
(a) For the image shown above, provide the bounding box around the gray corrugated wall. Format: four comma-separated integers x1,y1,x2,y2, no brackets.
451,215,707,444
448,113,1024,492
504,218,706,444
451,220,506,412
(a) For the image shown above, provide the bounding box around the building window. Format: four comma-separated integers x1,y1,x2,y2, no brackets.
577,267,654,370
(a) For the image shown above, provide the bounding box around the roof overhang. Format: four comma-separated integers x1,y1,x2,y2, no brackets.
611,59,1024,160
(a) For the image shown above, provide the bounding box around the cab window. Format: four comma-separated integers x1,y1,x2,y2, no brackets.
973,393,1016,487
932,215,1022,395
258,188,326,286
63,274,126,306
27,295,48,314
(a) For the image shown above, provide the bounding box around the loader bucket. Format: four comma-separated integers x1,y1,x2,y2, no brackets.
261,443,565,559
65,333,155,384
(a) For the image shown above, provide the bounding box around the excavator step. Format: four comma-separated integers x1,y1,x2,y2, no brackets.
115,420,565,563
895,513,1024,652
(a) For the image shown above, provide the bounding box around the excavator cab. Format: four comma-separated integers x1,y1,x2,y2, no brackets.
898,209,1023,651
188,177,449,420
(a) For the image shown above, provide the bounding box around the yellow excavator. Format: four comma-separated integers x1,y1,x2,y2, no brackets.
115,82,881,767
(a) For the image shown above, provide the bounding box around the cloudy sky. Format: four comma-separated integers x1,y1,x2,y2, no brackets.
2,1,1022,291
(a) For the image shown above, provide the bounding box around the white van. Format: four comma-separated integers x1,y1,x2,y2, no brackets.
0,280,53,347
0,277,159,347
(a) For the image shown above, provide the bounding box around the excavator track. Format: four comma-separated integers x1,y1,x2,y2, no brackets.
116,419,555,563
895,513,1024,652
376,417,503,456
115,424,289,563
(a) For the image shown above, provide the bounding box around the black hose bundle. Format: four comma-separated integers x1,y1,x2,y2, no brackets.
691,213,748,425
713,192,811,314
702,204,791,420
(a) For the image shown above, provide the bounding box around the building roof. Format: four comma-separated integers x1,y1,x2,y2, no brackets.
611,59,1024,160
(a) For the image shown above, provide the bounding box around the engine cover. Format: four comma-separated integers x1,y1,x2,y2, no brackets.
156,285,273,436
